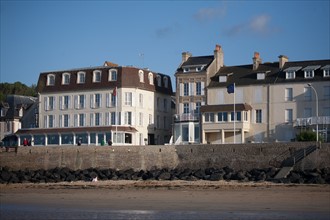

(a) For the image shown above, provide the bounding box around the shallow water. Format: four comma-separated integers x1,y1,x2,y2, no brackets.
1,204,329,220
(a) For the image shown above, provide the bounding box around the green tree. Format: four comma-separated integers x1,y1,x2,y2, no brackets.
0,82,37,102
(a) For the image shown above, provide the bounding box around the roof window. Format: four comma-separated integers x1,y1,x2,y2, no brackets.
284,66,301,79
321,65,330,77
93,70,102,83
257,73,265,80
302,65,320,79
47,74,55,86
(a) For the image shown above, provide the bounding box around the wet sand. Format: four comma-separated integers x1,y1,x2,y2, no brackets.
1,180,330,219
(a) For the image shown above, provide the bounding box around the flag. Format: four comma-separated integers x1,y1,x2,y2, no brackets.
227,83,235,94
113,87,117,96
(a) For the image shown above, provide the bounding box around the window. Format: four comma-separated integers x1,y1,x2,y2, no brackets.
60,95,70,110
243,111,248,122
183,103,189,114
91,93,102,108
93,70,102,82
231,112,241,121
183,83,189,96
285,109,293,123
45,96,55,111
79,95,85,109
217,112,228,122
156,75,161,87
125,92,132,106
324,86,330,99
219,76,227,82
47,74,55,86
157,97,160,110
139,94,143,107
149,114,153,125
286,71,295,79
63,114,69,127
257,73,265,80
110,112,119,125
48,115,54,128
304,70,314,78
205,113,214,122
196,82,201,95
285,88,293,101
79,114,85,126
256,109,262,123
196,66,202,71
324,69,330,77
148,73,153,85
304,87,312,101
95,113,101,126
109,69,117,81
195,102,201,113
304,108,312,118
124,112,132,125
62,73,70,85
139,112,143,126
183,68,189,72
163,99,168,112
163,77,168,88
77,72,86,84
139,70,144,83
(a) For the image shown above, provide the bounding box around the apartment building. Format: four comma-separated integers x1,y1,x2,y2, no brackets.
203,53,330,143
0,95,38,145
15,63,173,146
173,45,224,144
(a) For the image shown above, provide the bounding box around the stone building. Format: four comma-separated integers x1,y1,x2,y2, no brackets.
15,63,173,146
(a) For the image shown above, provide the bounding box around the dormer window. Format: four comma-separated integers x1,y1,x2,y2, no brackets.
62,73,70,85
302,65,320,79
47,74,55,86
196,66,202,71
321,65,330,77
183,68,189,72
257,73,265,80
148,72,154,85
77,71,86,84
219,76,227,82
93,70,102,82
108,69,117,81
139,70,144,83
163,77,168,88
284,66,301,79
156,75,161,87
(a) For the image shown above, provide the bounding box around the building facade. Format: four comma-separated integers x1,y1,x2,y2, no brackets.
15,64,173,146
203,52,330,143
173,45,224,144
0,95,38,145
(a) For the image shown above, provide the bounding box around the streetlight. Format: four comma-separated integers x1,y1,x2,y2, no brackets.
307,83,319,142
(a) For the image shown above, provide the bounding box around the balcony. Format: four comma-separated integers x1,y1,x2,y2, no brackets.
174,113,200,122
295,116,330,127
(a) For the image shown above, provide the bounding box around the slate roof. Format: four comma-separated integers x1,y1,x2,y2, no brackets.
37,66,173,96
208,59,330,89
0,95,37,120
176,55,214,73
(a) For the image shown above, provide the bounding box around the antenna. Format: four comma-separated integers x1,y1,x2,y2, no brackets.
139,53,144,68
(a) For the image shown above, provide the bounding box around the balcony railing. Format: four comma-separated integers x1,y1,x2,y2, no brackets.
174,113,200,122
295,116,330,127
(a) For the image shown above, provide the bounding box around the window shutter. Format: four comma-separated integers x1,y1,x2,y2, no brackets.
90,94,94,109
74,114,78,127
74,95,78,109
180,83,183,96
68,96,71,109
44,116,47,128
44,97,48,111
59,115,62,128
99,94,102,108
59,96,63,110
90,113,94,126
132,93,135,107
106,93,110,107
201,82,205,95
190,82,194,96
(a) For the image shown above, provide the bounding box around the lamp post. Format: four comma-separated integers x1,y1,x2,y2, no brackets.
307,83,319,142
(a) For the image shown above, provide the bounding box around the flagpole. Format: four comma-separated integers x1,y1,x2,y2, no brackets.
115,87,118,144
233,83,236,144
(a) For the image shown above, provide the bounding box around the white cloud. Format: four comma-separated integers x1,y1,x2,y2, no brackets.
193,6,226,22
226,14,280,37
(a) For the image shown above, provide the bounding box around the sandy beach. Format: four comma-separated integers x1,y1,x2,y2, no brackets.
1,180,329,219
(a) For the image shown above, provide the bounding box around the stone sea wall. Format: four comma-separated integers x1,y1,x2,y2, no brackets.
1,142,329,172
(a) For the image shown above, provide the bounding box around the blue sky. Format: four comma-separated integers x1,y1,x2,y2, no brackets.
1,0,329,88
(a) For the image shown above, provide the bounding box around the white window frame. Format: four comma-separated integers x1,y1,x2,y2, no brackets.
183,83,189,96
196,82,201,95
125,92,132,106
324,69,330,77
256,109,262,123
139,70,144,83
183,103,189,114
108,69,117,81
304,70,314,78
93,70,102,83
148,73,153,85
62,72,70,85
285,88,293,101
285,109,293,123
205,112,215,122
124,111,132,125
77,71,86,84
285,71,295,79
47,74,55,86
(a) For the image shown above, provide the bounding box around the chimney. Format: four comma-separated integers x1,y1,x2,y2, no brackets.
253,52,262,70
214,44,224,72
182,52,192,63
278,55,288,69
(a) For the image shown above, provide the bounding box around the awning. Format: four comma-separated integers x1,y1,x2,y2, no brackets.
15,126,138,135
200,103,252,112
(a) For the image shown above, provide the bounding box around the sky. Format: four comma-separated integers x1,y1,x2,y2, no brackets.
1,0,330,89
